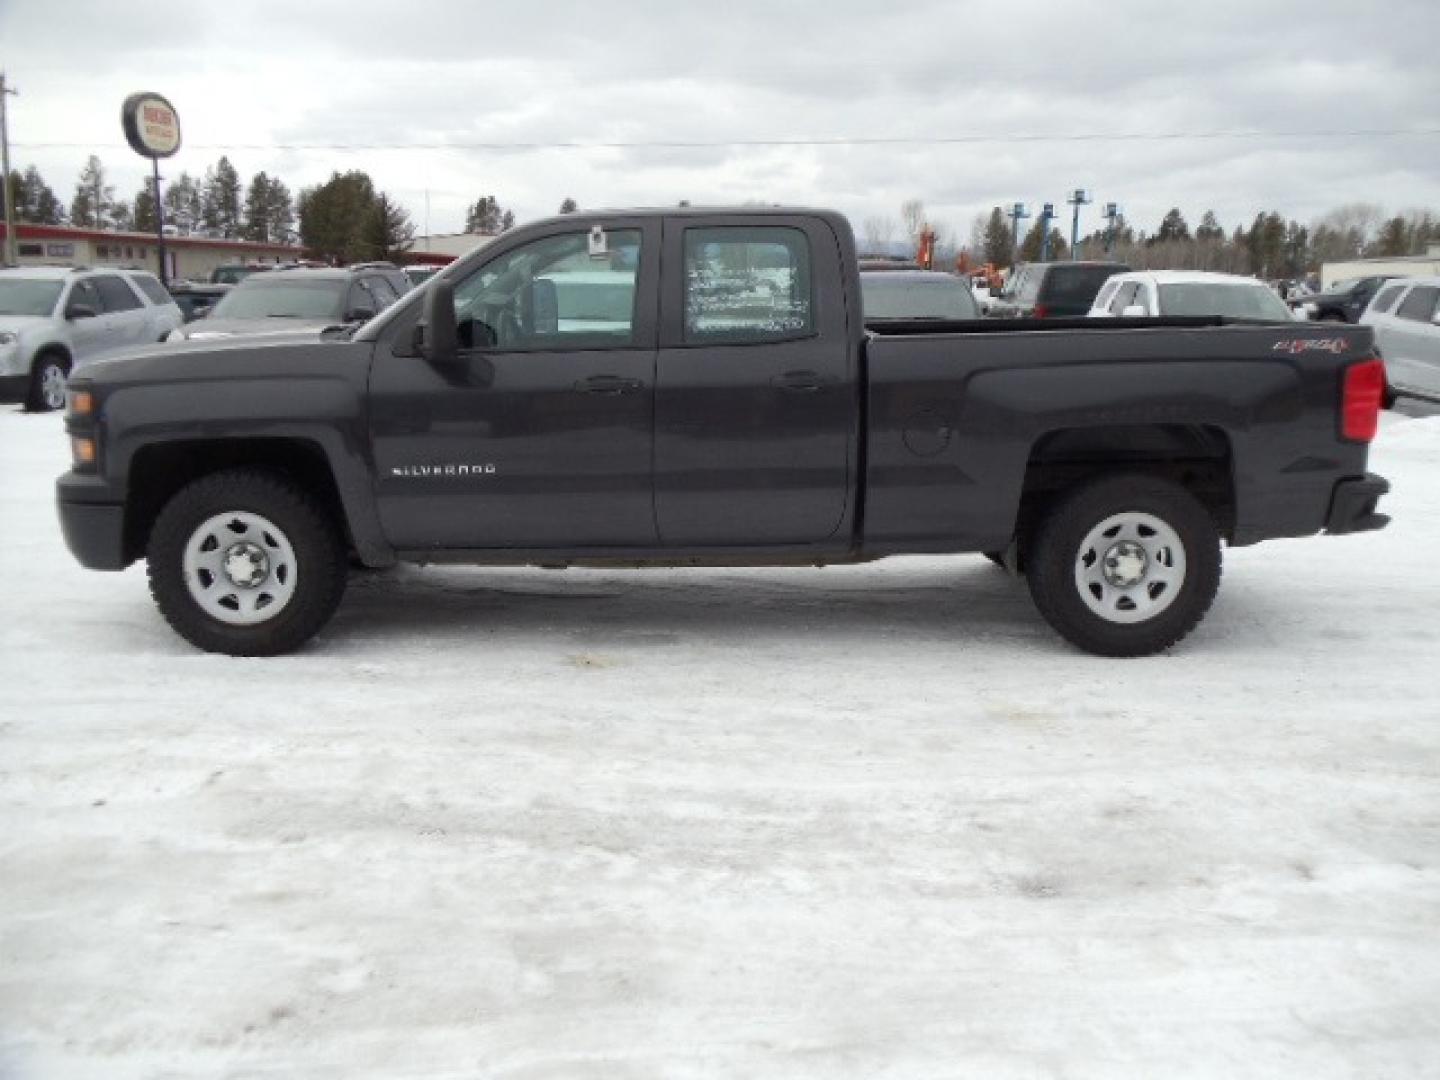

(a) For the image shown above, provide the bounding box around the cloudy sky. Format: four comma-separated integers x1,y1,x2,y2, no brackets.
3,0,1438,246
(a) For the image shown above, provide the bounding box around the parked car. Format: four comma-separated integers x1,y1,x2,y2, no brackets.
166,267,407,342
989,260,1130,318
1088,271,1297,321
1361,275,1440,401
167,281,232,323
0,266,183,411
1289,275,1401,323
403,264,448,288
860,270,980,320
346,261,412,298
60,207,1389,659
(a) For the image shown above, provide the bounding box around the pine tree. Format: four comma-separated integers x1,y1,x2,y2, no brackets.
559,197,578,214
1154,208,1191,244
243,172,273,241
1195,211,1224,243
133,184,158,232
70,156,115,229
265,176,294,242
163,171,202,233
360,192,415,261
500,209,515,232
464,196,507,233
982,207,1011,266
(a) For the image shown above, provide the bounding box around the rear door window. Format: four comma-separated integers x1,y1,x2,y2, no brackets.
1092,279,1121,311
682,227,813,343
128,273,172,306
93,275,143,313
1396,286,1440,323
1042,265,1122,306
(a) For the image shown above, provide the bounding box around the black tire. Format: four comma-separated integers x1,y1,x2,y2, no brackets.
1026,475,1221,657
25,350,69,412
146,468,347,656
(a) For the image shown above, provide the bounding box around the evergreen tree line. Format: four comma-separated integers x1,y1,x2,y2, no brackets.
971,203,1440,278
6,156,583,266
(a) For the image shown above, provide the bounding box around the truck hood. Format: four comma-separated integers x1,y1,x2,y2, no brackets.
73,333,372,388
176,316,343,340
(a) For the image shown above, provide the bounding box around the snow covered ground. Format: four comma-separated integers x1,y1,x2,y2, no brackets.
2,405,1439,1079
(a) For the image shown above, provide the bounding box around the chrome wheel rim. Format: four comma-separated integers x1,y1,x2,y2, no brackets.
182,511,298,626
1073,511,1187,624
40,363,67,410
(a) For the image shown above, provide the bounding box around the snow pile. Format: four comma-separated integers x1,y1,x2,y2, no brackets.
1,407,1438,1079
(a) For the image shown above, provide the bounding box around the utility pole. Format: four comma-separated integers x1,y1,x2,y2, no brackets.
0,72,18,266
152,164,169,285
1008,202,1030,265
1067,189,1091,260
1103,202,1121,256
1038,202,1056,262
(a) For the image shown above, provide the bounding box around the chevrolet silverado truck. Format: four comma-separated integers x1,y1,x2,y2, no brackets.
57,207,1391,658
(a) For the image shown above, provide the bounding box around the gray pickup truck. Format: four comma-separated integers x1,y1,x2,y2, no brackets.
58,207,1390,657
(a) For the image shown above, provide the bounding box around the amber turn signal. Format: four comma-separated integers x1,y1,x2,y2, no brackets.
68,389,94,416
71,437,97,466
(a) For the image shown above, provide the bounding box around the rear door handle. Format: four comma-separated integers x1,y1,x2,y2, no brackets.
575,374,643,395
771,369,829,392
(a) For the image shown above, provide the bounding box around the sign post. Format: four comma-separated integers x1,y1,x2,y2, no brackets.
121,92,181,285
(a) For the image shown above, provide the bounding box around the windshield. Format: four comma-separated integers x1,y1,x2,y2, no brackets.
1158,283,1292,320
209,280,347,321
212,266,262,285
0,279,64,317
861,275,980,319
406,266,441,285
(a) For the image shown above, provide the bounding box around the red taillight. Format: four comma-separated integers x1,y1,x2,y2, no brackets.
1033,304,1048,318
1341,359,1385,442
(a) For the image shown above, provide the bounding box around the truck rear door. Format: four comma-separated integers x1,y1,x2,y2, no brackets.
653,215,856,545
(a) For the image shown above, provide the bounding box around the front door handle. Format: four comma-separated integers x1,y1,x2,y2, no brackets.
771,369,829,393
575,374,643,395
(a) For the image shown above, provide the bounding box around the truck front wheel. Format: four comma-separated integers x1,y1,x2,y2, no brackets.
146,468,347,656
1026,475,1221,657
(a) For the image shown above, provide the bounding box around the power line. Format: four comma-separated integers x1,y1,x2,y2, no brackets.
11,127,1440,152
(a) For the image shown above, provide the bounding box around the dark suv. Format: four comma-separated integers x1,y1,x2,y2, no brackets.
993,261,1130,319
1289,275,1399,323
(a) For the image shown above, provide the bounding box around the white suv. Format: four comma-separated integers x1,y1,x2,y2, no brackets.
1361,276,1440,402
1088,270,1297,321
0,266,184,411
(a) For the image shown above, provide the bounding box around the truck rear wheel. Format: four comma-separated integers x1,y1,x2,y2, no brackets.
146,468,347,656
1026,475,1221,657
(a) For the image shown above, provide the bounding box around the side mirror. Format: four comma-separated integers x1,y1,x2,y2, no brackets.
67,303,98,320
414,279,458,364
345,306,377,323
1121,304,1148,318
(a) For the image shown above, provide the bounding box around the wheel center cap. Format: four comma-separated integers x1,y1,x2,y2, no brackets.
223,542,269,588
1103,540,1149,587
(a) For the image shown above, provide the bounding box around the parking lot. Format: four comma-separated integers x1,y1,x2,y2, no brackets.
2,404,1439,1079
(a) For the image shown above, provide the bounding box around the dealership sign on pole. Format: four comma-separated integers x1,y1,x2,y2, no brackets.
120,92,181,284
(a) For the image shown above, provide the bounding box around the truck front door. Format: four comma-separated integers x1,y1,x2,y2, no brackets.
368,219,660,549
653,217,856,546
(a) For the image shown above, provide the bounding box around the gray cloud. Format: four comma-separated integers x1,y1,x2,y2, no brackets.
2,0,1437,241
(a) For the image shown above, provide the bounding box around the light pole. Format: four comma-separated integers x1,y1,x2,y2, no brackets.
1067,189,1091,259
1038,202,1056,262
1103,202,1121,256
0,72,17,266
1008,202,1030,265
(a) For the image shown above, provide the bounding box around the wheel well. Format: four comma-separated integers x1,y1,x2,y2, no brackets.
1017,424,1236,554
123,438,351,563
33,345,72,373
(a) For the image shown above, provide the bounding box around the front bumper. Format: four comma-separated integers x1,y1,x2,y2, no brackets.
56,474,130,570
1325,473,1390,535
